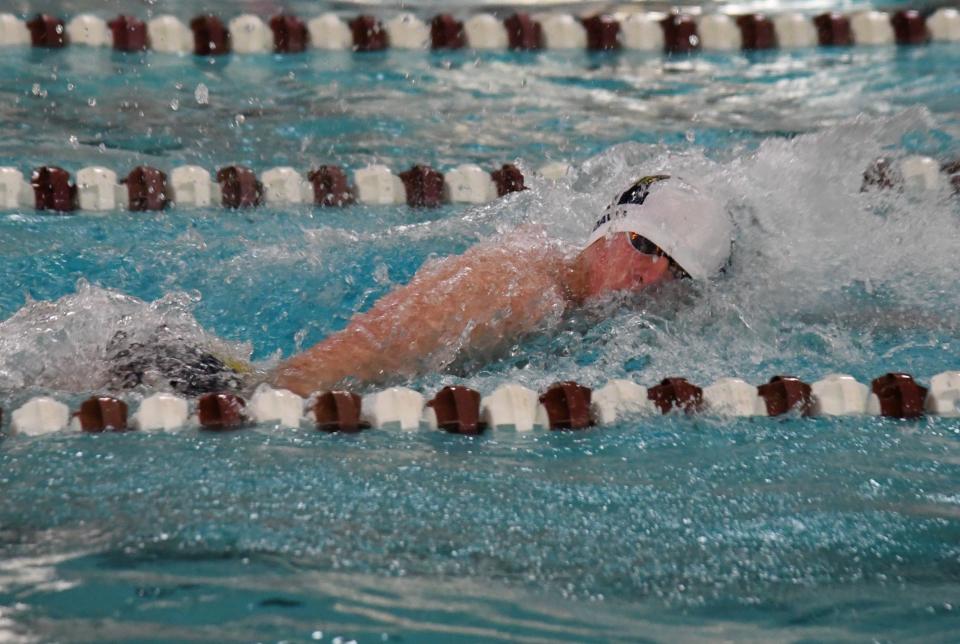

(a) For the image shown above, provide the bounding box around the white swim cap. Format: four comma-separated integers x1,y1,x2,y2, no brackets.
586,175,733,280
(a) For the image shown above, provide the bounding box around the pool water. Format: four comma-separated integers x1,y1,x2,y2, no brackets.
2,4,960,641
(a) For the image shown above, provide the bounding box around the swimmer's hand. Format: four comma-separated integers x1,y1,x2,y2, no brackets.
271,235,571,397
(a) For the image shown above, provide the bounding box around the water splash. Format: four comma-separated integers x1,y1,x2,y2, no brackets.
0,280,252,393
0,110,957,396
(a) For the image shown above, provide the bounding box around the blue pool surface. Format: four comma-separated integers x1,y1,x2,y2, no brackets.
2,3,960,641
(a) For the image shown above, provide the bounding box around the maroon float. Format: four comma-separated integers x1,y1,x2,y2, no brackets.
737,14,776,50
124,166,168,211
491,164,525,197
661,14,699,53
861,157,899,190
813,13,853,46
217,166,263,208
269,15,308,53
31,166,76,212
891,10,928,45
75,396,129,432
428,386,485,434
191,15,230,55
539,382,593,429
313,391,368,432
581,15,620,51
350,16,387,51
431,14,465,49
308,166,354,206
943,160,960,194
757,376,813,416
399,165,445,207
197,393,247,430
648,378,703,414
504,13,543,50
27,14,67,48
108,15,148,52
870,373,927,419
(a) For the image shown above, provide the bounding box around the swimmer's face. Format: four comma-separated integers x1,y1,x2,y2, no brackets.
575,232,676,301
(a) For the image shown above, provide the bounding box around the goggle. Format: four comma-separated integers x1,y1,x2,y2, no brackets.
627,232,690,279
628,232,666,257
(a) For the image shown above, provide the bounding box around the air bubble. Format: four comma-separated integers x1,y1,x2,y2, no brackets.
194,83,209,105
87,97,96,107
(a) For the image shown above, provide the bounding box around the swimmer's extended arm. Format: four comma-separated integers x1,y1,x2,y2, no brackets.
271,240,570,396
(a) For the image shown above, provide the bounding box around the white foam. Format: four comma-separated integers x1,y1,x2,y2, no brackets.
0,282,252,393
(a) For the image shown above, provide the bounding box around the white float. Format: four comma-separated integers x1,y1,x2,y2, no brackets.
697,14,742,51
703,378,765,416
927,8,960,42
66,14,111,47
420,405,438,429
132,393,189,431
443,164,496,203
170,165,214,207
0,14,30,46
261,167,306,204
812,374,869,416
10,397,70,436
899,155,943,191
591,379,651,424
228,14,273,53
76,166,121,211
307,13,352,50
773,13,817,48
249,385,304,427
361,387,425,430
385,13,430,49
147,15,193,54
536,162,572,181
0,167,30,208
620,13,665,51
850,11,895,46
464,14,508,49
540,14,587,49
354,165,406,205
480,384,543,431
925,371,960,417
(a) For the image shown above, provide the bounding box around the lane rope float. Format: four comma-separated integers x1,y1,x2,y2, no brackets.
0,8,958,57
5,371,960,436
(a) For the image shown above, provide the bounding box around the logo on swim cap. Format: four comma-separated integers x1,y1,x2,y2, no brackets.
592,174,671,233
616,174,671,206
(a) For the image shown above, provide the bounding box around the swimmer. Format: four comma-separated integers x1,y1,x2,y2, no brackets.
271,174,733,397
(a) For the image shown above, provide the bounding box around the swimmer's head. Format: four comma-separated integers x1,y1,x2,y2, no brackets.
573,175,733,301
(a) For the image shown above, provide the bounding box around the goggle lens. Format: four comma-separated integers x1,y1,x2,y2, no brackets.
628,232,664,257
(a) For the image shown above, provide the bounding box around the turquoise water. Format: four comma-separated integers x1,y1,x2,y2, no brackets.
2,9,960,641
